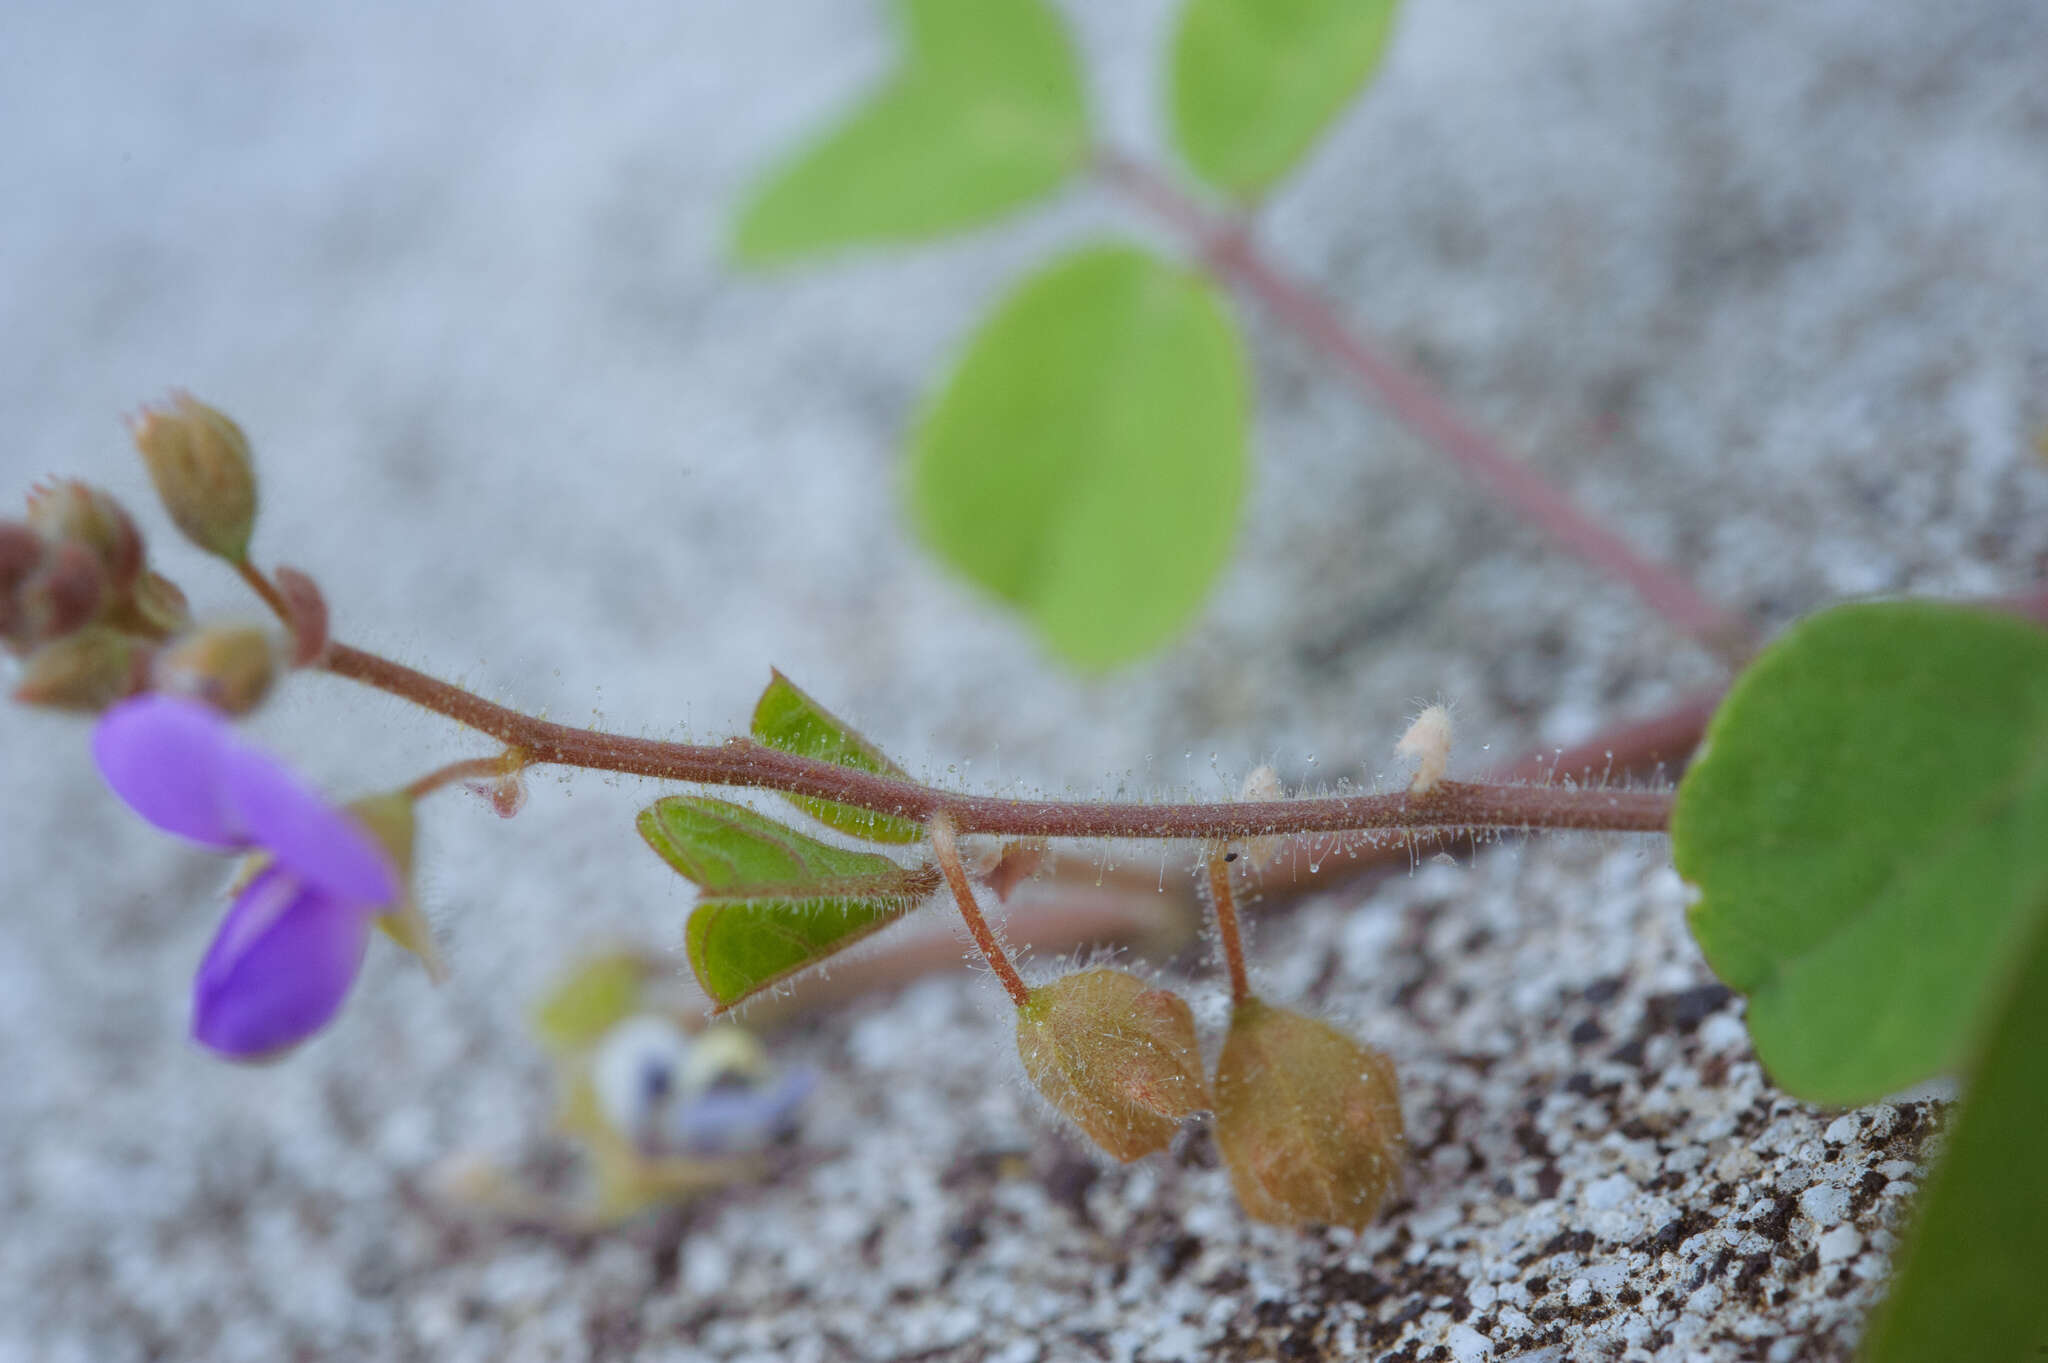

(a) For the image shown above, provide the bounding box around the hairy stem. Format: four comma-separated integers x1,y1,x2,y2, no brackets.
404,752,526,801
1206,850,1252,1006
929,812,1030,1007
1096,148,1752,664
234,559,293,624
319,642,1673,841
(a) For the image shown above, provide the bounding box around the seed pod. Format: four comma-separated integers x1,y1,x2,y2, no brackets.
26,480,145,596
1213,997,1404,1229
1015,968,1210,1162
131,393,257,562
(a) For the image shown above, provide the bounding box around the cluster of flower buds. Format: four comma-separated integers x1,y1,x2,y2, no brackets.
1018,968,1405,1227
3,481,162,708
2,396,321,714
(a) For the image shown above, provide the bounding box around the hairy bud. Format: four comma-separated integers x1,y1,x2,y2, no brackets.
26,480,144,595
13,626,151,711
112,569,194,639
1213,998,1404,1229
1395,703,1453,796
8,540,107,653
153,625,279,715
131,393,257,561
1015,968,1210,1162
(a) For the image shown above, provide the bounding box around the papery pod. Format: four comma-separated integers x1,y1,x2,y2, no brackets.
1015,968,1210,1162
1213,997,1403,1229
131,393,257,561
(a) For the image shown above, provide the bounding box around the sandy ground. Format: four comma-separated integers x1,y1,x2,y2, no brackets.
3,0,2046,1358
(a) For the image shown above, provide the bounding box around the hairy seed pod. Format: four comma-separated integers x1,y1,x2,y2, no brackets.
1015,968,1210,1162
1213,997,1404,1229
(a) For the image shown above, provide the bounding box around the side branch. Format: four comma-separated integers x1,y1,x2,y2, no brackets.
323,643,1672,841
1095,148,1752,664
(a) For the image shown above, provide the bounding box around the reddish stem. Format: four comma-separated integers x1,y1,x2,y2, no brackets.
1097,148,1752,664
1206,850,1252,1005
929,813,1031,1007
319,642,1673,842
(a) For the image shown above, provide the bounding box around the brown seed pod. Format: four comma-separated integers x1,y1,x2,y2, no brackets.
1015,967,1210,1162
1213,997,1404,1229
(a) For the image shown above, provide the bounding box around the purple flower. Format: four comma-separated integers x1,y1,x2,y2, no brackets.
93,694,399,1059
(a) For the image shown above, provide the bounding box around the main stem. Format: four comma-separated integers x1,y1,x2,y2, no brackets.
1097,149,1752,664
320,641,1671,841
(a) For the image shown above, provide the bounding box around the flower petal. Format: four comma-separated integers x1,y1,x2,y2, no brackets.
669,1068,817,1155
219,742,398,906
91,694,243,848
192,866,373,1059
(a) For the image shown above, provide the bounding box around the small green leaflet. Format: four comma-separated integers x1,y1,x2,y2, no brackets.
638,796,938,1009
1170,0,1402,198
1672,602,2048,1105
1861,909,2048,1363
909,244,1249,670
731,0,1089,263
751,669,923,843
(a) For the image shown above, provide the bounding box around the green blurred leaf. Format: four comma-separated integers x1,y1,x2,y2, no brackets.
533,952,647,1053
909,243,1248,669
1672,602,2048,1105
1170,0,1400,197
732,0,1088,263
639,796,938,1009
1862,910,2048,1363
751,669,923,844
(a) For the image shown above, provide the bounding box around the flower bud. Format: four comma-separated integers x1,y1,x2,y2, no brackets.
349,792,444,983
8,540,107,653
1015,968,1210,1162
152,624,279,715
13,626,151,711
25,480,144,595
1213,998,1404,1229
0,521,44,642
116,569,193,639
131,393,257,561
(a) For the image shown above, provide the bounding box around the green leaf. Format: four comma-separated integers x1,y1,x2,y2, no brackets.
1169,0,1401,198
732,0,1088,263
909,244,1249,669
533,952,647,1053
1672,602,2048,1105
638,796,938,1009
751,669,923,844
1862,910,2048,1363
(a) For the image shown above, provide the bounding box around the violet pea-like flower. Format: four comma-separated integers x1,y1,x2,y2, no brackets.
93,694,401,1059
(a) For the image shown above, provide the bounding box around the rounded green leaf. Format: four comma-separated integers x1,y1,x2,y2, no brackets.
1170,0,1401,198
1672,602,2048,1105
909,244,1249,669
732,0,1089,263
1862,910,2048,1363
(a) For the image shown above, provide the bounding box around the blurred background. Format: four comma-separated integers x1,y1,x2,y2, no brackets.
2,1,2045,1359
